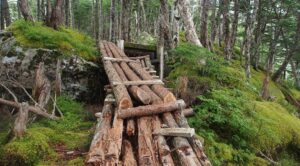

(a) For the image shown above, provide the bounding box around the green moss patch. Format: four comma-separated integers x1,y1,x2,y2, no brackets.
8,20,97,60
166,43,300,165
0,96,94,165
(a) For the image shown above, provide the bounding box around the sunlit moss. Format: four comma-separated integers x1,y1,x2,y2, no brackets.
8,20,97,60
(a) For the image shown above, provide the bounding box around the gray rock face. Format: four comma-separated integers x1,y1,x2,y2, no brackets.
0,35,105,103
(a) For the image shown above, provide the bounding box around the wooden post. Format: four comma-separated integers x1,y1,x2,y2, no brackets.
13,102,29,138
117,39,124,50
158,45,164,80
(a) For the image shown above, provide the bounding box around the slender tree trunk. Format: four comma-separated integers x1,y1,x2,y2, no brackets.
261,26,280,100
37,0,41,21
210,0,219,45
94,0,99,43
2,0,10,27
200,0,210,49
109,0,115,42
65,0,71,26
229,0,240,59
46,0,51,25
159,0,174,49
99,0,102,40
291,61,300,89
172,0,180,46
244,0,259,79
0,0,3,30
223,0,231,60
176,0,202,46
18,0,34,22
272,12,300,82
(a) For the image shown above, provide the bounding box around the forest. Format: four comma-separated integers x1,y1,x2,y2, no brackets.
0,0,300,165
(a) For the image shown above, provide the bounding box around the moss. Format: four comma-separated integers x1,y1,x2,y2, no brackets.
8,20,97,60
0,96,93,165
67,157,85,166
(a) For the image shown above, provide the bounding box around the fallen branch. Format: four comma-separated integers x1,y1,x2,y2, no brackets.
0,98,59,120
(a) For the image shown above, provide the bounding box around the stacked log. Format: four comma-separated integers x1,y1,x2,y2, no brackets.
86,41,211,166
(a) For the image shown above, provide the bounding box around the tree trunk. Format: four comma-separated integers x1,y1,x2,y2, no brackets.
65,0,71,27
109,0,115,42
291,61,300,89
229,0,240,59
94,0,100,43
46,0,52,25
177,0,202,47
48,0,64,29
18,0,34,22
200,0,210,49
122,0,131,41
172,0,180,46
251,0,265,69
210,0,220,46
159,0,174,49
272,12,300,82
244,0,259,79
261,26,279,100
223,0,231,60
3,0,11,27
13,102,29,138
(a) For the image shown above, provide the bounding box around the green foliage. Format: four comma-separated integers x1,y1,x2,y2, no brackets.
8,20,97,60
166,43,300,165
0,96,93,165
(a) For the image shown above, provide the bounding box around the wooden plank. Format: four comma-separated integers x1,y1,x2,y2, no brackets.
153,128,195,138
118,100,186,119
112,80,164,86
103,56,139,63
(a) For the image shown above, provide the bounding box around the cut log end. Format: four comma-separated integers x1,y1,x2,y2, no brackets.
163,93,177,103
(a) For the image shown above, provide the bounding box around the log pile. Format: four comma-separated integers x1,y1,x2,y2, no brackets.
86,41,210,166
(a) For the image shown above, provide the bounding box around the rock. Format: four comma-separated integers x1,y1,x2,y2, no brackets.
0,36,105,103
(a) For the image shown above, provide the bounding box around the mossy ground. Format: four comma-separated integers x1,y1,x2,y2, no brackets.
166,43,300,165
8,20,98,60
0,96,94,166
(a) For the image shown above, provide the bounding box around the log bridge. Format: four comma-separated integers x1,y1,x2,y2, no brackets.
86,41,211,166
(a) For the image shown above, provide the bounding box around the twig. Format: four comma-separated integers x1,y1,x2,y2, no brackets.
258,151,279,165
0,82,18,103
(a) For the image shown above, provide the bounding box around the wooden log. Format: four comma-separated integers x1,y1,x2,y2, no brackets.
100,42,133,109
0,98,59,120
122,140,138,166
13,102,29,138
173,111,212,166
183,108,195,117
153,128,195,138
126,118,135,136
103,56,139,63
129,55,150,60
86,102,113,165
112,80,164,86
118,100,186,119
104,42,158,166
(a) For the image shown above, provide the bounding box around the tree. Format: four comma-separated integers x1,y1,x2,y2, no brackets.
272,12,300,82
159,0,173,49
3,0,11,27
176,0,202,46
18,0,34,22
109,0,116,42
243,0,259,79
222,0,231,60
47,0,64,29
199,0,210,49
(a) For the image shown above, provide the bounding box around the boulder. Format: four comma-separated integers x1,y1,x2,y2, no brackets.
0,35,105,103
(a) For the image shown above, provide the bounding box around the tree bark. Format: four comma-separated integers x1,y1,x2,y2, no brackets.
210,0,220,46
13,102,29,138
222,0,231,60
18,0,34,22
109,0,116,42
228,0,240,59
200,0,210,49
48,0,64,29
118,100,186,119
3,0,11,27
291,61,300,89
244,0,259,79
177,0,202,47
159,0,174,49
122,140,138,166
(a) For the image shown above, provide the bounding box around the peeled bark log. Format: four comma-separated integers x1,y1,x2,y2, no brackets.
86,103,113,165
122,140,138,166
100,43,133,109
183,108,194,117
13,102,29,138
118,100,186,119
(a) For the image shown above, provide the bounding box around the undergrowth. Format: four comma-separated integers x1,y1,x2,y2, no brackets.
0,96,93,166
8,20,98,60
166,43,300,165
